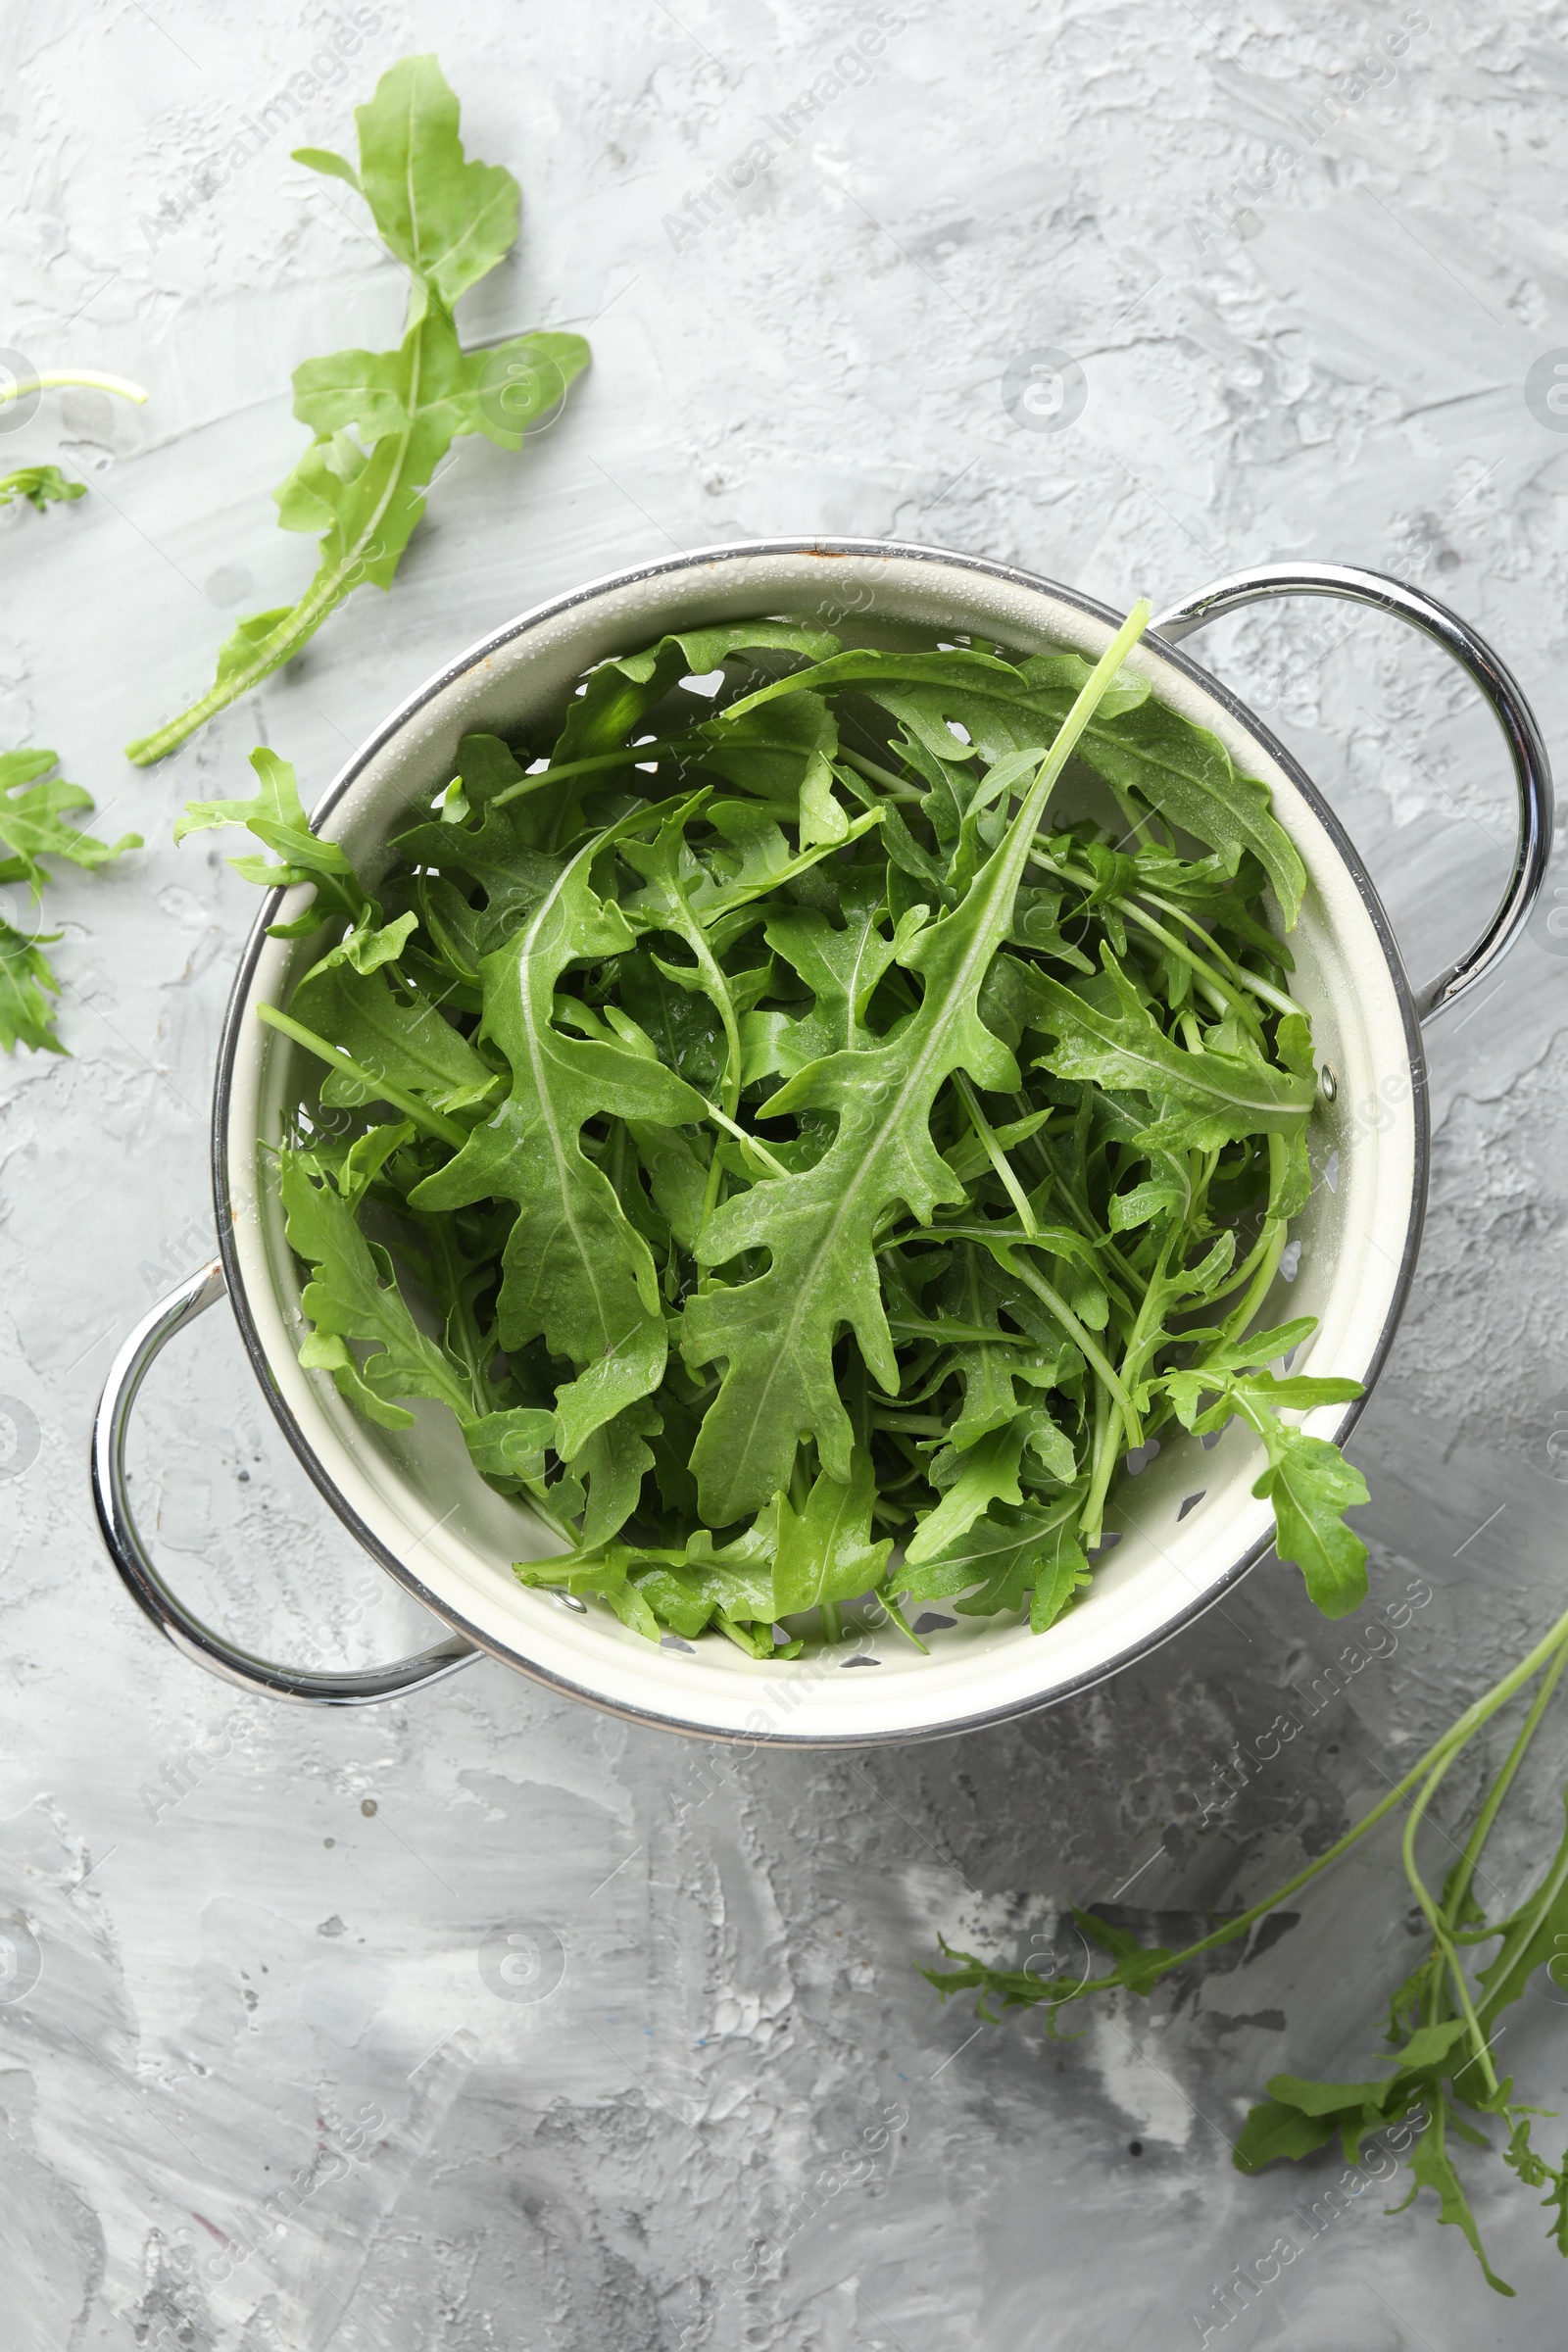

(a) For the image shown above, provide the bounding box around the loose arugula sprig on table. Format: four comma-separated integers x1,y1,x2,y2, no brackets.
0,418,144,1052
182,593,1369,1656
127,54,589,766
0,751,141,1054
927,1595,1568,2293
0,465,83,513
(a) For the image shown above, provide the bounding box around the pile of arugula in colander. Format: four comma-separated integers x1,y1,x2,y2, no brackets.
183,597,1369,1657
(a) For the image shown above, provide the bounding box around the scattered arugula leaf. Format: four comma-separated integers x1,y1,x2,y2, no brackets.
0,751,141,1054
0,465,83,512
126,55,589,765
0,369,148,1052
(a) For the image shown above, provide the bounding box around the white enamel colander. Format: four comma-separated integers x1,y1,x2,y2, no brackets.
91,543,1551,1744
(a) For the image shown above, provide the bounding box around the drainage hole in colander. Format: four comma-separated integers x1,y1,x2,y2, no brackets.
1177,1491,1205,1522
1124,1439,1161,1476
913,1613,956,1637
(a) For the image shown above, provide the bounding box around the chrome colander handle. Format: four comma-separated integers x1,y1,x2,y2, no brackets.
91,1263,482,1705
1152,562,1553,1022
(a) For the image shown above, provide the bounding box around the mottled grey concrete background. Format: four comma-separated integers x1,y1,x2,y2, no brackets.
3,1,1568,2344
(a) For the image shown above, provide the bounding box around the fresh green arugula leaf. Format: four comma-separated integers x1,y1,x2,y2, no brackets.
898,1489,1089,1629
1163,1362,1368,1614
175,747,366,939
1,749,141,899
1075,695,1307,926
0,916,65,1054
1024,949,1315,1152
283,1150,476,1429
772,1448,893,1617
127,56,589,764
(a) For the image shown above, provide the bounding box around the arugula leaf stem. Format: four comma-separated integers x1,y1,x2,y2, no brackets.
698,1099,791,1179
523,1490,578,1545
0,368,148,408
956,1073,1038,1234
1214,1141,1292,1345
1400,1745,1503,2097
129,326,435,763
1126,903,1269,1045
888,1316,1035,1346
490,728,710,807
1118,1224,1181,1400
713,1613,766,1657
1009,1108,1143,1298
1138,888,1306,1019
1081,1375,1118,1544
1085,1219,1182,1538
1475,1796,1568,2033
1217,1217,1286,1341
693,1150,728,1273
876,1589,929,1650
257,1002,467,1147
993,1242,1143,1446
835,747,928,803
1040,856,1269,1041
1446,1638,1568,1934
1450,1905,1546,1946
1032,1603,1568,2008
422,1214,493,1418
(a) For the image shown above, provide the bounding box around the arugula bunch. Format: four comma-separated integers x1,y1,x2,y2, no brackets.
127,56,589,767
927,1597,1568,2294
185,592,1368,1657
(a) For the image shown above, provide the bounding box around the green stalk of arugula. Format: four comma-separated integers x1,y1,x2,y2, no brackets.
125,55,588,766
0,369,146,412
926,1597,1568,2293
255,1002,467,1147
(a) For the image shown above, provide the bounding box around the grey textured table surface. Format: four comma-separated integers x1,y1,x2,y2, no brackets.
4,3,1568,2345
